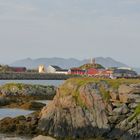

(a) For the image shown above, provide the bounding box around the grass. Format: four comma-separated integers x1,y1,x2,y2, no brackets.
0,83,55,95
107,78,140,89
0,83,25,90
60,77,140,94
58,78,140,107
128,104,140,121
99,86,110,102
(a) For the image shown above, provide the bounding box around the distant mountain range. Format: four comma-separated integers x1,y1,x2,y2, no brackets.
10,57,129,69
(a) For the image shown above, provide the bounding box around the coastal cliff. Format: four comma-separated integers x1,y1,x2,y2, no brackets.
38,78,140,140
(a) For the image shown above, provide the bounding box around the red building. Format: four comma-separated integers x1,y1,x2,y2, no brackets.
100,70,113,76
9,67,27,72
86,68,102,76
68,68,85,75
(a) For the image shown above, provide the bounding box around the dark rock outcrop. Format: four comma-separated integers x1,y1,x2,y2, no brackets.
0,83,56,99
0,112,40,135
0,83,56,108
5,101,46,111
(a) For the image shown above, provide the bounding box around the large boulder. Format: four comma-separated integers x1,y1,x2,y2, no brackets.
0,96,12,106
118,84,140,103
0,111,40,135
38,78,140,140
38,79,110,138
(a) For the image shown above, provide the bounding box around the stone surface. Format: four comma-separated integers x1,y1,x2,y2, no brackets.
38,79,140,140
0,83,56,109
32,135,56,140
0,111,40,135
118,84,140,103
39,81,110,138
0,83,56,99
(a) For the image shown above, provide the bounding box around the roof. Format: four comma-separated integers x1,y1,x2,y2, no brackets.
50,65,62,70
114,69,137,75
56,69,68,72
70,68,85,71
118,67,133,71
9,67,26,69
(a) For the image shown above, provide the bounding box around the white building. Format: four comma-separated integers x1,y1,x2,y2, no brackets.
118,67,133,71
38,65,46,73
46,65,68,74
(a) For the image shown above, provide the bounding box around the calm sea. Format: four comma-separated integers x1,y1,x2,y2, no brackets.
0,80,64,139
0,80,63,119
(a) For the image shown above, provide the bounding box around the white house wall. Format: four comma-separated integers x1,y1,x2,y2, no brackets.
46,66,56,73
55,71,68,75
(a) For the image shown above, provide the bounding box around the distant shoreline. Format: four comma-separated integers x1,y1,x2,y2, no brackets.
0,72,78,80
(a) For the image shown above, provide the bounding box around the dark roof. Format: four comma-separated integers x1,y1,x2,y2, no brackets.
9,67,26,69
70,68,86,71
50,65,62,70
56,69,68,72
114,69,137,75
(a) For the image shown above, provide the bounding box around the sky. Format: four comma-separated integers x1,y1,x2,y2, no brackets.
0,0,140,67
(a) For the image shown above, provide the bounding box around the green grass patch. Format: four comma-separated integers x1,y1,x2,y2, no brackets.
128,104,140,121
58,78,140,108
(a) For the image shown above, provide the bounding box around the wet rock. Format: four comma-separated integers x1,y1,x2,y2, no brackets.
20,102,46,110
0,96,11,106
4,101,46,111
0,112,40,135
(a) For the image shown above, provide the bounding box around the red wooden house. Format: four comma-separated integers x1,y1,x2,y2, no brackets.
100,70,113,76
86,68,101,76
9,67,27,72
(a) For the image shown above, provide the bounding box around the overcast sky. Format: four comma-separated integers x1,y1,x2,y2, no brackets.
0,0,140,67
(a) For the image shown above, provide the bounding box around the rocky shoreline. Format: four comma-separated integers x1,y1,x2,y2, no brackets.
1,78,140,140
0,72,76,80
0,83,56,110
0,83,56,139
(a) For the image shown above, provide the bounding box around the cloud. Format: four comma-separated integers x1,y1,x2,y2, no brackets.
121,0,140,4
0,0,140,66
0,0,38,19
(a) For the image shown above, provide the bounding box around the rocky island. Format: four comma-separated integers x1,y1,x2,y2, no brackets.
0,83,56,110
1,78,140,140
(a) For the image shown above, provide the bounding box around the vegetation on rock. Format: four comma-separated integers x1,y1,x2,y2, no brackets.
0,83,56,109
79,63,105,70
0,83,56,99
39,78,140,140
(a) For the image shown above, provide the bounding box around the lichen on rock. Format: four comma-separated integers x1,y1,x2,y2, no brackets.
38,78,140,140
